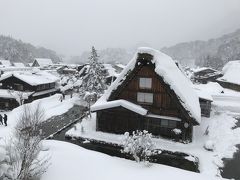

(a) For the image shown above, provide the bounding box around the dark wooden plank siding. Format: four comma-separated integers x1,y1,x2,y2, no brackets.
199,99,211,117
116,65,181,118
96,107,191,141
217,80,240,92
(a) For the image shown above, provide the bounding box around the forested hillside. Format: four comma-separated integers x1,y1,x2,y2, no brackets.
161,29,240,69
0,35,61,63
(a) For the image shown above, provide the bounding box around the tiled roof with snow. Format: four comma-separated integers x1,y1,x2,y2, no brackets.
34,58,53,66
217,60,240,85
92,47,201,124
0,59,12,66
0,70,59,86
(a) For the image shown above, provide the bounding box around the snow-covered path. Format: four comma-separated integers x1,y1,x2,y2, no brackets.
0,94,80,142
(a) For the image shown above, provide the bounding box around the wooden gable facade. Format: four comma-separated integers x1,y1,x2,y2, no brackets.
95,53,199,142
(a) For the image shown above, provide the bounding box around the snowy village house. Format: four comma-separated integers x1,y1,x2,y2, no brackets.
191,67,222,84
216,60,240,92
32,58,53,67
0,71,59,110
91,48,201,142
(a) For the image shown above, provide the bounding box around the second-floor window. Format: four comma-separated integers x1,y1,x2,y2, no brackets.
137,92,153,104
139,77,152,89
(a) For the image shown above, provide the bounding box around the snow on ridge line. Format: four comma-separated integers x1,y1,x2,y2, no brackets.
139,47,201,123
0,70,59,86
91,99,148,115
217,60,240,85
93,47,201,124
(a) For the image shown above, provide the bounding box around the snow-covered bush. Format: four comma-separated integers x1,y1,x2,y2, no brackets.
204,140,215,151
172,128,182,135
121,130,155,163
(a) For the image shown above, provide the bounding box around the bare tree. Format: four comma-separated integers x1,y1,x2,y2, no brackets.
8,89,29,106
6,104,49,180
82,92,97,118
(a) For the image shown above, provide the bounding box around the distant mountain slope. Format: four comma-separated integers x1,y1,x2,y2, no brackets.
161,29,240,69
0,35,61,63
69,48,134,65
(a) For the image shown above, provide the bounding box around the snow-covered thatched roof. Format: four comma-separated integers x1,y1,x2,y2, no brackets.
13,62,25,67
217,60,240,85
193,88,213,102
0,59,12,67
0,70,59,86
92,47,201,124
34,58,53,66
193,67,216,73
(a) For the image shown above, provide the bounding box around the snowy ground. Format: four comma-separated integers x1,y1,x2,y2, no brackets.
66,82,240,178
0,94,80,142
41,140,219,180
1,82,239,179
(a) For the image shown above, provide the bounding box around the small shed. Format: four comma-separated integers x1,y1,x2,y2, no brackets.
194,88,213,118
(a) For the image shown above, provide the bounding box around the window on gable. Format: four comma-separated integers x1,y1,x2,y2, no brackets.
137,92,153,104
139,77,152,89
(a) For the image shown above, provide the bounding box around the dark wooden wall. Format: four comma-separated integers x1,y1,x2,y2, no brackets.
0,98,19,110
199,99,211,117
1,76,33,91
113,65,181,118
0,76,56,92
217,81,240,92
97,107,192,142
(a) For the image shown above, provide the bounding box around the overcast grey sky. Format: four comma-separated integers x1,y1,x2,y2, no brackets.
0,0,240,56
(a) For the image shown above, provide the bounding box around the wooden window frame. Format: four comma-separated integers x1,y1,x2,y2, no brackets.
137,92,153,104
139,77,152,90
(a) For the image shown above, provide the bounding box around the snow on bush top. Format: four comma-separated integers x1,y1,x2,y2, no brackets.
92,47,201,124
218,60,240,85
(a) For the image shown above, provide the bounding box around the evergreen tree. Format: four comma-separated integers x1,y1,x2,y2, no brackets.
81,46,107,96
81,46,108,116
